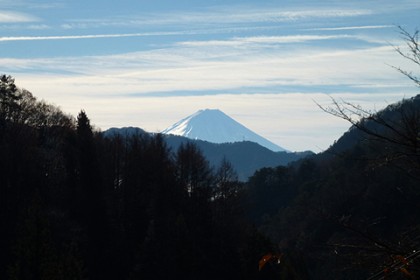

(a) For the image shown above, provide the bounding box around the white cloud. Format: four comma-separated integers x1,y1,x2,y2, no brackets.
168,8,372,24
178,34,354,47
0,32,180,42
57,7,373,30
27,24,50,30
1,30,352,44
0,11,38,23
0,0,64,9
3,40,414,97
307,25,394,31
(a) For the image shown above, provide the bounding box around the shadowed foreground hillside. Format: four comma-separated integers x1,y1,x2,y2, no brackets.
247,95,420,279
2,73,420,279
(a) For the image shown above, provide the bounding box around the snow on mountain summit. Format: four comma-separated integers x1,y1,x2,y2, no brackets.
162,109,287,152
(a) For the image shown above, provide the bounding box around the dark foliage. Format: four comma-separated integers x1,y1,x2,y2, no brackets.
248,95,420,279
3,70,420,280
0,75,275,280
105,128,313,181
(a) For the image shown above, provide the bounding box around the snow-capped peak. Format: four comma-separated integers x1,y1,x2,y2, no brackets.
161,109,287,152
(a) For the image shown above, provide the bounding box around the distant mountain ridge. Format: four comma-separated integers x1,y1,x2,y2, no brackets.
103,127,312,180
161,109,288,152
164,135,312,180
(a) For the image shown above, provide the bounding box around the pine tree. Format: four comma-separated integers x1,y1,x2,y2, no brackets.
75,110,108,279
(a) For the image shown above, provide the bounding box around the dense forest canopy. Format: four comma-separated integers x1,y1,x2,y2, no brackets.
0,28,420,280
0,75,278,280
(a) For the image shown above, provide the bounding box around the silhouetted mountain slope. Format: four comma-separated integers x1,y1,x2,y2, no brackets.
249,94,420,279
103,127,312,180
164,134,312,180
318,94,420,161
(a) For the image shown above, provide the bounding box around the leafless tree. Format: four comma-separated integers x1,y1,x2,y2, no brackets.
394,26,420,87
317,27,420,176
316,27,420,279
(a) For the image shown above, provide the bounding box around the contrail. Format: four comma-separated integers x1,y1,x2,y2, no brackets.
0,31,182,42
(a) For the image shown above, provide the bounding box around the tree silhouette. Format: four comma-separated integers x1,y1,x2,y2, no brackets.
311,27,420,278
75,110,109,280
0,74,20,124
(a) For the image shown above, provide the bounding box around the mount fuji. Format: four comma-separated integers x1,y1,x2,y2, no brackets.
161,109,288,152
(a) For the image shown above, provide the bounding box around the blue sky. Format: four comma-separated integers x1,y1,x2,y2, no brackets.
1,0,419,151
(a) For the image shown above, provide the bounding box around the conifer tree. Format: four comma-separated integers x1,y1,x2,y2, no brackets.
76,110,108,279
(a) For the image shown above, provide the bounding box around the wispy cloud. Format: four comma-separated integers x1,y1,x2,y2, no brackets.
4,41,413,99
167,8,373,24
0,11,39,23
0,0,65,9
307,25,394,31
1,30,355,44
58,7,373,30
27,24,50,30
178,34,354,47
0,31,186,42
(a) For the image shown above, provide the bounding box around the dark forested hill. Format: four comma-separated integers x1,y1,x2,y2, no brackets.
247,94,420,279
1,75,280,280
325,94,420,157
165,135,312,181
3,72,420,280
104,128,312,181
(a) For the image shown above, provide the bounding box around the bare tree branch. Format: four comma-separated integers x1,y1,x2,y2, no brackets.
393,26,420,87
